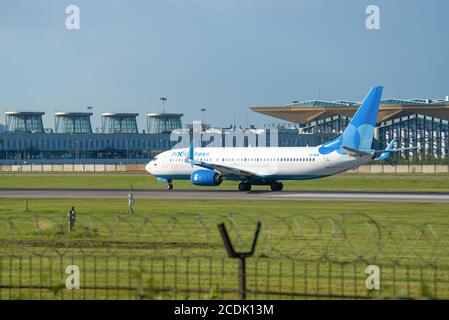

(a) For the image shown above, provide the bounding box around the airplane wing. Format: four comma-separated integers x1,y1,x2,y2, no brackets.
185,140,262,179
191,160,261,178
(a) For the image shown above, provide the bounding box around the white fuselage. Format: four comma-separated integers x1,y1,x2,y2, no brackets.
146,146,371,182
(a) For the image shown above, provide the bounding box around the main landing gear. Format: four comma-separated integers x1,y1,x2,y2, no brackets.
166,179,174,190
237,181,284,192
270,181,283,191
238,181,252,192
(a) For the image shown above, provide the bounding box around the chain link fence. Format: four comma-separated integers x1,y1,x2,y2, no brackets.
1,212,449,299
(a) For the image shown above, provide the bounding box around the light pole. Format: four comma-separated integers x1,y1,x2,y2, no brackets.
200,108,207,125
86,106,93,162
160,97,167,114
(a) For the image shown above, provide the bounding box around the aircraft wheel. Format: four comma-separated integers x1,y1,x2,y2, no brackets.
238,182,251,192
167,182,174,190
270,182,283,191
278,182,284,191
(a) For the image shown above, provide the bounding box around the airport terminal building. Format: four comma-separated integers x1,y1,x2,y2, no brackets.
0,111,320,164
0,112,181,164
252,97,449,160
3,94,447,164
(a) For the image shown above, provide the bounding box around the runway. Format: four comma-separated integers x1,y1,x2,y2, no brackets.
1,188,449,202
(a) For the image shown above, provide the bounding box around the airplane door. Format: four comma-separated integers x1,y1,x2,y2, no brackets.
260,155,275,176
324,156,332,168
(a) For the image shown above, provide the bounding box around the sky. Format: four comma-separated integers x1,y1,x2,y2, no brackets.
0,0,448,131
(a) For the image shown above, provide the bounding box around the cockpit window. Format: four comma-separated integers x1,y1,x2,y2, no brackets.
152,157,158,161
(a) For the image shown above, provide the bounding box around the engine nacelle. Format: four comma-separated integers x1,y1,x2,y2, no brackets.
191,170,223,186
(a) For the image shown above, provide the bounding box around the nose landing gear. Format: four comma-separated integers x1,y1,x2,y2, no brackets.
167,179,174,190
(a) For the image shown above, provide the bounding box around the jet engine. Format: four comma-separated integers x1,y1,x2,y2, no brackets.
191,170,223,186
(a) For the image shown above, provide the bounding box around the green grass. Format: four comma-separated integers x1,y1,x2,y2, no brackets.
0,174,448,192
1,198,449,299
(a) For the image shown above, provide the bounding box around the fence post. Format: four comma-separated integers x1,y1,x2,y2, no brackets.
218,222,261,300
238,257,246,300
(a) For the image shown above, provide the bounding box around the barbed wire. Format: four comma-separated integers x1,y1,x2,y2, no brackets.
1,212,449,266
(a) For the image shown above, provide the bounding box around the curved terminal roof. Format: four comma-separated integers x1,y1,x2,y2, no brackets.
101,113,139,117
54,112,93,117
251,98,449,124
5,111,45,116
146,113,184,117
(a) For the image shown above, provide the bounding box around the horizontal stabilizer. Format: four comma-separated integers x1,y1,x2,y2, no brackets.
374,138,396,161
377,146,420,153
374,138,420,161
341,146,372,157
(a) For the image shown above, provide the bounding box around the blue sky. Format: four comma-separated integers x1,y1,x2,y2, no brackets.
1,0,448,130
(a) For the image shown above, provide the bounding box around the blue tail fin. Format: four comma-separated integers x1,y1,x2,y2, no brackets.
341,86,383,150
319,86,383,155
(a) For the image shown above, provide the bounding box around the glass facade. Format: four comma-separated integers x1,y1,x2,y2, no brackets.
0,128,321,164
147,113,183,134
5,112,44,133
0,132,175,163
301,115,351,135
300,113,449,160
378,115,449,160
102,114,138,133
287,100,359,107
55,113,93,134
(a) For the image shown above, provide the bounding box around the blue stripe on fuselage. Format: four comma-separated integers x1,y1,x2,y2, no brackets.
155,174,329,182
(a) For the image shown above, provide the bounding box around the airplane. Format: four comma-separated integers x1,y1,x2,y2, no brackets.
146,86,414,191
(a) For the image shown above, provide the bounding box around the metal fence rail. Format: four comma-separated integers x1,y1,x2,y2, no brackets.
1,212,449,300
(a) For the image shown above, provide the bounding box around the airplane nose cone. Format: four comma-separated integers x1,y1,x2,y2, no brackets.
145,161,152,174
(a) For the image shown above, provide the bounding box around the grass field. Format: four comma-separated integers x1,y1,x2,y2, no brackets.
0,173,448,192
1,198,449,299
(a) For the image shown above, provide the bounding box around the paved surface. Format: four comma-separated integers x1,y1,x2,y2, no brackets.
1,188,449,202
